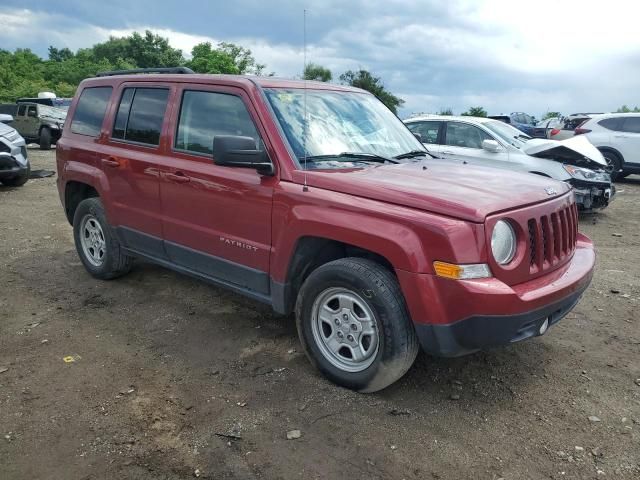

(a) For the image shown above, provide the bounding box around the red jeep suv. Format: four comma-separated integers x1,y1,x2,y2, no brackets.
56,67,595,392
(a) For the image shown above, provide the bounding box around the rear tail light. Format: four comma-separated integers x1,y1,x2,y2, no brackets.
550,128,560,136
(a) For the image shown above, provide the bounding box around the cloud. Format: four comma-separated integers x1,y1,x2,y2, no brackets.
1,1,639,117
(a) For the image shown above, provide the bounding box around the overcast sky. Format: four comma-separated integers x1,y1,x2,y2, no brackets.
1,0,639,117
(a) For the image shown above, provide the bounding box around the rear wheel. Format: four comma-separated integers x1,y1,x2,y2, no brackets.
39,128,52,150
600,150,622,181
73,197,132,279
295,258,418,392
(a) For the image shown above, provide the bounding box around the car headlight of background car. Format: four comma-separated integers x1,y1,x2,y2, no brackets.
491,220,516,265
563,164,610,182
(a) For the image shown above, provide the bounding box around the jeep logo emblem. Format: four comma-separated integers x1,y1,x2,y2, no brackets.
545,187,557,196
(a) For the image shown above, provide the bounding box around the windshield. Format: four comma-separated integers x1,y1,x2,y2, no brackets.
265,88,424,169
484,119,530,148
39,105,67,120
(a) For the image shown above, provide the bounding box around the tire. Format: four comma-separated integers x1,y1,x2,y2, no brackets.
295,258,418,393
39,128,52,150
1,164,30,187
73,197,132,280
600,150,623,181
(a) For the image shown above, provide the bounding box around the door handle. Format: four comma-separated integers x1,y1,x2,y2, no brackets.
101,157,121,168
165,172,191,183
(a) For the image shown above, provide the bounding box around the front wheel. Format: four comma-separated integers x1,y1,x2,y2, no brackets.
295,258,418,392
39,128,52,150
601,150,623,181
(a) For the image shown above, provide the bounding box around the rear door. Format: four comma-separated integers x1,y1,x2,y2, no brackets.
100,83,172,257
158,84,276,295
615,116,640,165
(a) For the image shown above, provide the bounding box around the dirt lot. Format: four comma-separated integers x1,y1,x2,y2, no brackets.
1,148,639,480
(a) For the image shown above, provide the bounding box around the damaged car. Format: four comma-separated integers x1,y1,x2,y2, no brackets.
405,115,614,210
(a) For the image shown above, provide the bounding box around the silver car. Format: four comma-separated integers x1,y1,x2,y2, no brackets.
404,115,614,210
0,117,30,187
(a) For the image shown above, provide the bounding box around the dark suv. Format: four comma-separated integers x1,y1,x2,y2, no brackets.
56,68,595,392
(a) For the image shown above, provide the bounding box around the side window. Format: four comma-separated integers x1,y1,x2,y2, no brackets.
445,122,491,149
112,88,169,145
598,117,622,131
70,87,113,137
407,121,441,144
175,90,260,155
17,105,26,116
621,117,640,134
27,106,37,117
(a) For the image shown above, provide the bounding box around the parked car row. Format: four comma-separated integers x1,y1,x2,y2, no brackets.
405,115,614,210
51,68,597,393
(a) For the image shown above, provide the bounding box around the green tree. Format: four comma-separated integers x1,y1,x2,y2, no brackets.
90,31,184,68
303,63,332,82
48,46,74,62
616,105,640,113
542,111,561,120
339,69,404,114
186,42,267,75
437,108,453,115
461,106,487,117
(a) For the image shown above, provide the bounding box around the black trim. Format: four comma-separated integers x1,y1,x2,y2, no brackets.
117,227,166,259
96,67,194,77
164,241,269,294
415,285,589,357
116,226,270,297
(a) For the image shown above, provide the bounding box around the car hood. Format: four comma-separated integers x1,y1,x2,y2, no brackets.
521,135,606,168
302,159,571,223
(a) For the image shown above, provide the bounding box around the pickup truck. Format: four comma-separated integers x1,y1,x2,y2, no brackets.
56,69,595,392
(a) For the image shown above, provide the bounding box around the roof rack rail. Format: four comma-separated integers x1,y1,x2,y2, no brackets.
96,67,194,77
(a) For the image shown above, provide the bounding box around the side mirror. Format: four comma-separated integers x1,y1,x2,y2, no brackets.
412,132,423,142
0,114,14,123
213,135,274,176
482,139,501,153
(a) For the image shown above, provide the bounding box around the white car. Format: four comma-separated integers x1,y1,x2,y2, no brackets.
575,113,640,180
404,115,614,210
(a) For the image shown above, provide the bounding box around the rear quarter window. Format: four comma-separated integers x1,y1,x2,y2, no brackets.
621,116,640,133
70,87,113,137
598,117,622,131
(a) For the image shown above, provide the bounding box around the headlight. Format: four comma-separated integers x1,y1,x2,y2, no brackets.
491,220,516,265
563,164,607,181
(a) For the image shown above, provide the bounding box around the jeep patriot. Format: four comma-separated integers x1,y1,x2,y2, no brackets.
56,68,595,392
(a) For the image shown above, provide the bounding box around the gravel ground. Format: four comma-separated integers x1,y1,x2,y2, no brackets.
1,148,639,479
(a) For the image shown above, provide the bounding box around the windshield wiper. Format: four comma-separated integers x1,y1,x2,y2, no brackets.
304,152,399,164
393,150,434,160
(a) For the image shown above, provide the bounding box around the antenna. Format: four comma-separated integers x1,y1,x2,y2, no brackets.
302,8,309,192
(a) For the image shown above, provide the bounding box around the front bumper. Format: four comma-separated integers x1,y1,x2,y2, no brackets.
571,180,615,210
0,155,29,180
397,234,595,357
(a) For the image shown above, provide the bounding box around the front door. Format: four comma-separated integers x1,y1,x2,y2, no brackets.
158,85,276,295
24,105,39,138
441,121,510,168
